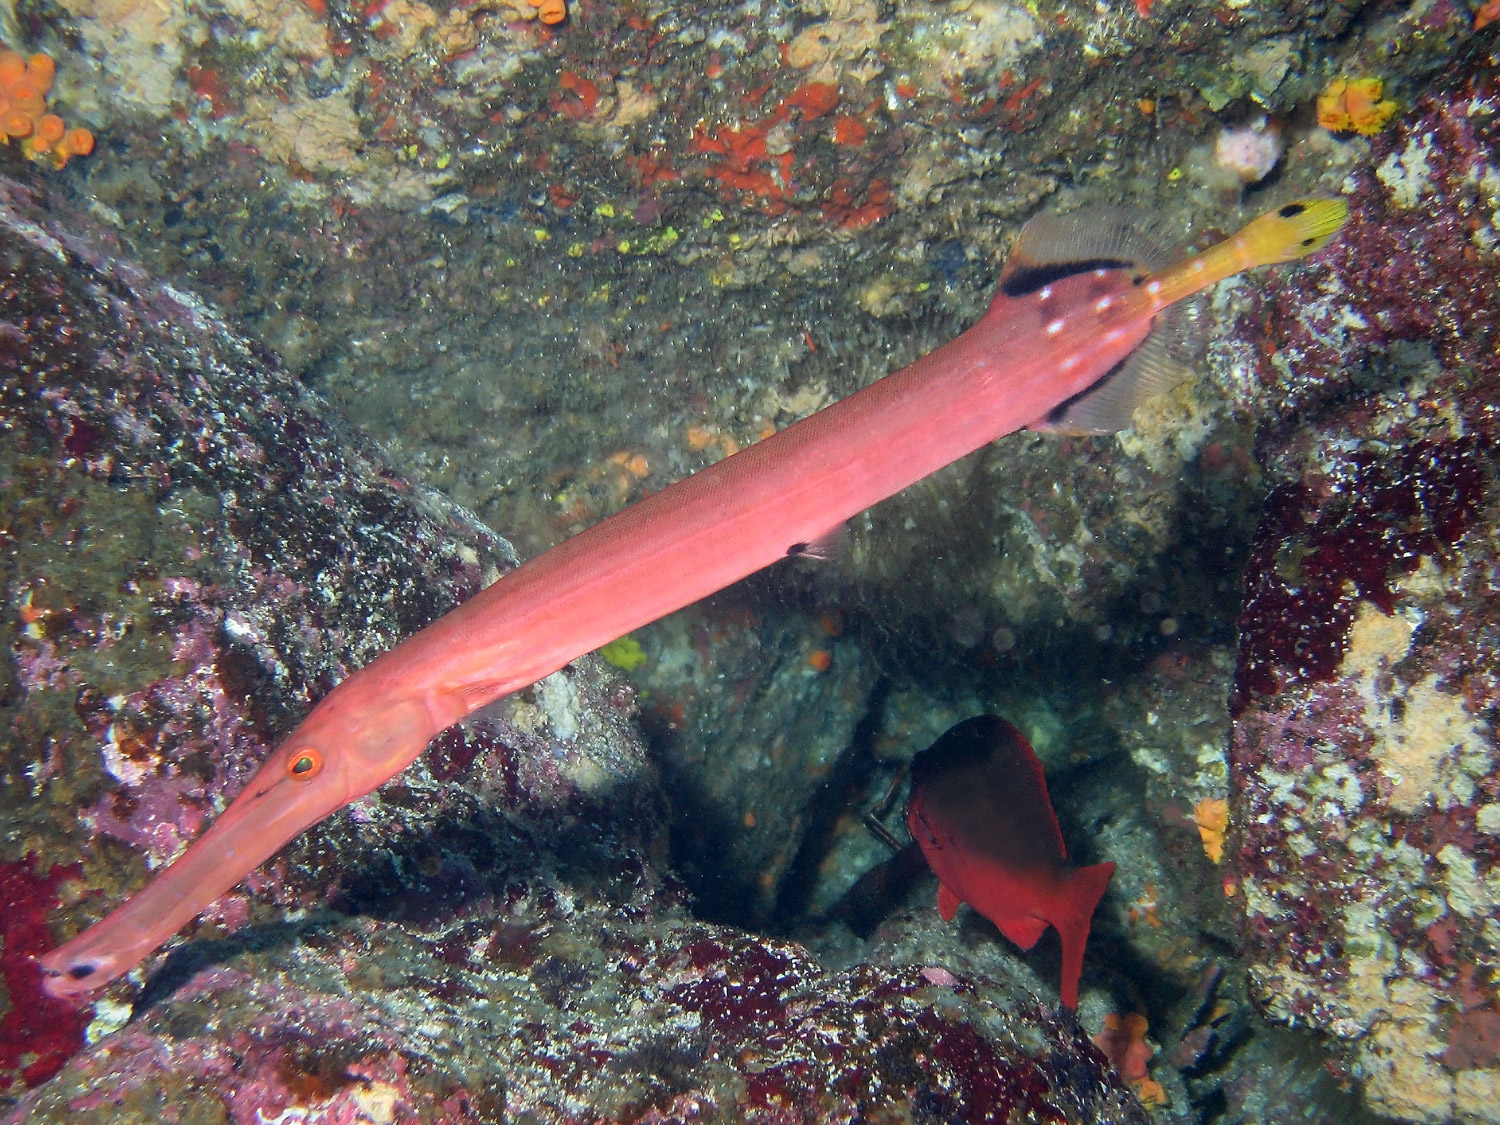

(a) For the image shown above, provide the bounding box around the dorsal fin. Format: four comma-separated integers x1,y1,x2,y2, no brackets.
1032,296,1208,435
786,523,847,561
998,205,1179,297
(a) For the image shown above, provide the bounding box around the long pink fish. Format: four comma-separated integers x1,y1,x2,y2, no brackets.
40,199,1346,995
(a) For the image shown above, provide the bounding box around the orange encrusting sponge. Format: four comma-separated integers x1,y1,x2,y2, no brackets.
1316,76,1398,135
0,48,93,168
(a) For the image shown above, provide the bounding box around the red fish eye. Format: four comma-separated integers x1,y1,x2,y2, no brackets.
286,748,323,779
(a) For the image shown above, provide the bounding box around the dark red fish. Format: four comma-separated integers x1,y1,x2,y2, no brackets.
906,715,1115,1009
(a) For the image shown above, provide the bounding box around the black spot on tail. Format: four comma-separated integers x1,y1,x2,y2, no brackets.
67,963,95,979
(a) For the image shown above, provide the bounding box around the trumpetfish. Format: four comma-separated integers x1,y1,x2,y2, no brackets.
39,198,1347,996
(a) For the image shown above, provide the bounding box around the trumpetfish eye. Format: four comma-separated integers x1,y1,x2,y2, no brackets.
286,748,323,779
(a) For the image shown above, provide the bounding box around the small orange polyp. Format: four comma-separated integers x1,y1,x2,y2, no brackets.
8,83,42,115
27,52,54,94
1317,76,1398,134
1192,796,1229,863
0,51,24,87
529,0,566,23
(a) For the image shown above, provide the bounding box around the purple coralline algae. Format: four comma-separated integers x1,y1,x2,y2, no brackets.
1227,57,1500,1124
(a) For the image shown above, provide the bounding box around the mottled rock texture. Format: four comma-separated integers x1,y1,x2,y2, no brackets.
1227,57,1500,1125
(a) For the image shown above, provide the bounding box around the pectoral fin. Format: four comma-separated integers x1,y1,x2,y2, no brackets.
1031,299,1205,435
787,524,847,561
937,882,962,922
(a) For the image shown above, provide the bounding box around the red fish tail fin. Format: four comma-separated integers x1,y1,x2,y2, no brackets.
1055,861,1116,1010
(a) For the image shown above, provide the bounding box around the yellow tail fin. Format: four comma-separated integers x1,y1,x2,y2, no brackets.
1235,198,1349,265
1145,197,1349,307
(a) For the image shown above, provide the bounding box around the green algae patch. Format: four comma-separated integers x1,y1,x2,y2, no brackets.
599,635,648,671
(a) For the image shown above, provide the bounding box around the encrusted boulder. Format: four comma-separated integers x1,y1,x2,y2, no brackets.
1227,63,1500,1125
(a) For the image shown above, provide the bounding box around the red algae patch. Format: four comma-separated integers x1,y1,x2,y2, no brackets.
0,857,90,1091
1232,438,1485,715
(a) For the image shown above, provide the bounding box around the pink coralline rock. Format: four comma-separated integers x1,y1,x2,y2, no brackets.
1227,66,1500,1125
1212,117,1283,185
7,911,1152,1125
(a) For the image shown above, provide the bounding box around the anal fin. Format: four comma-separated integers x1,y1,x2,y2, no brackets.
1054,860,1117,1010
996,914,1050,951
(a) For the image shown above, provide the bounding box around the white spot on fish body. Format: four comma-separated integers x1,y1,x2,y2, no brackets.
1093,268,1109,278
1060,354,1079,372
1146,280,1162,296
1038,285,1053,301
1046,318,1065,336
1094,295,1115,312
1104,328,1128,345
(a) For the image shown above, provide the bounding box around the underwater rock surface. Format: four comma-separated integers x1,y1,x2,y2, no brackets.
14,912,1151,1125
1,176,1147,1121
1227,61,1500,1125
6,0,1500,1118
624,598,880,931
